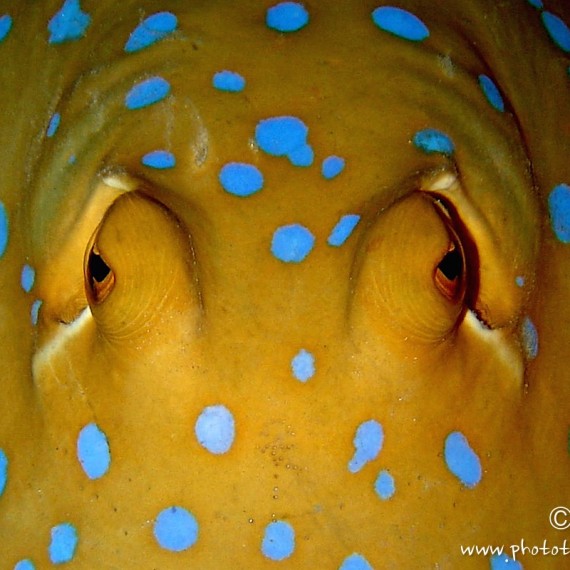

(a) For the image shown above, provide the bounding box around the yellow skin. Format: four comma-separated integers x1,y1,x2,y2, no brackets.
0,0,569,567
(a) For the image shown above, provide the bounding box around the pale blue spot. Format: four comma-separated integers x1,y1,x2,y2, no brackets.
291,349,315,382
124,12,177,53
372,6,429,42
14,561,35,570
339,553,374,570
322,155,345,179
413,128,455,156
0,15,12,43
195,405,235,455
328,214,360,247
522,316,538,360
49,522,78,564
515,275,525,288
478,75,505,112
548,183,570,243
348,420,384,473
0,201,8,258
288,143,314,167
266,2,309,33
68,154,77,165
213,70,246,92
141,150,176,169
261,520,295,561
30,300,42,326
20,265,35,293
47,113,61,137
374,470,395,500
219,163,264,197
444,431,482,488
125,76,170,110
255,116,310,165
490,553,523,570
542,12,570,52
0,449,7,497
77,423,111,480
526,0,543,8
154,506,199,552
271,224,315,263
48,0,91,44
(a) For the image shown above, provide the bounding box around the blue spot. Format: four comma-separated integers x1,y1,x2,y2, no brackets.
195,405,235,455
213,70,246,93
49,522,78,564
48,0,91,44
490,554,523,570
68,155,77,165
526,0,543,8
0,15,13,43
288,143,314,167
271,224,315,263
14,561,35,570
348,419,384,473
125,76,171,110
478,75,505,112
522,316,538,360
266,2,309,33
328,214,360,247
30,300,42,326
20,265,35,293
515,275,525,288
261,520,295,561
291,349,315,382
141,150,176,169
47,113,61,138
219,163,264,197
371,6,429,42
255,116,310,166
339,553,374,570
124,12,177,53
548,183,570,243
413,128,455,156
444,431,482,488
154,506,199,552
0,201,9,258
77,423,111,480
0,449,7,497
541,12,570,52
374,469,395,500
322,155,345,179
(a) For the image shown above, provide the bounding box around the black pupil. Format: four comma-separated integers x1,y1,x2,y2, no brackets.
438,248,462,281
89,250,111,283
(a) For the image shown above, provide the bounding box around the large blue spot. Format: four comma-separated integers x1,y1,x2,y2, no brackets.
266,2,309,33
77,423,111,480
49,522,78,564
271,224,315,263
371,6,429,42
30,300,42,326
0,15,13,43
141,150,176,169
20,264,35,293
124,12,177,53
14,561,36,570
213,70,246,93
413,128,455,156
328,214,360,247
255,116,312,166
261,520,295,561
322,155,345,179
0,201,8,258
291,349,315,382
548,183,570,243
339,553,374,570
348,419,384,473
48,0,91,44
444,431,482,488
0,449,7,497
125,76,171,110
219,163,264,197
541,11,570,52
478,75,505,112
154,506,199,552
46,113,61,138
374,469,395,500
195,405,235,455
490,554,523,570
522,316,538,360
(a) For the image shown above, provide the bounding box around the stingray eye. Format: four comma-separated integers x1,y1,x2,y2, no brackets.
435,244,463,300
85,241,115,305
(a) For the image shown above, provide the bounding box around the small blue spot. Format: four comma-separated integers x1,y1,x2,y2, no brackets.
48,0,91,44
68,155,77,165
255,116,310,165
541,11,570,52
141,150,176,169
490,553,523,570
322,155,345,179
0,201,9,258
213,70,246,93
30,300,42,326
266,2,309,33
288,143,314,167
291,349,315,382
271,224,315,263
77,423,111,480
49,522,78,564
154,506,199,552
14,561,36,570
339,553,374,570
125,76,171,110
444,431,482,488
328,214,360,247
371,6,429,42
195,405,235,455
20,265,35,293
261,520,295,561
124,12,177,53
413,128,455,156
219,163,264,197
478,75,505,112
522,316,538,360
374,469,395,500
348,419,384,474
47,113,61,138
526,0,543,8
548,183,570,243
515,275,525,288
0,15,13,43
0,449,7,497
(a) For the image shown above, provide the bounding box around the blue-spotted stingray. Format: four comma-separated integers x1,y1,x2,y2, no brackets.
1,0,570,568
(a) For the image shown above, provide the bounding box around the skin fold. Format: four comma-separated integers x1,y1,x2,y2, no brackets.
0,0,569,567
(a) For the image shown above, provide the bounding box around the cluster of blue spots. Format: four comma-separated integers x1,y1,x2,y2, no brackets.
219,162,264,197
125,76,171,110
77,423,111,480
522,316,539,360
213,70,246,93
371,6,429,42
413,128,455,156
291,349,315,382
261,520,295,561
0,201,8,258
266,2,309,33
490,553,523,570
548,183,570,243
255,116,313,167
541,11,570,52
0,15,12,43
124,12,177,53
141,150,176,169
20,264,35,293
321,155,345,180
195,405,235,455
48,0,91,45
348,419,384,474
374,469,395,500
271,223,315,263
515,275,525,288
154,506,199,552
49,522,78,564
478,74,505,112
30,300,42,326
46,113,61,138
14,561,35,570
339,553,373,570
444,431,482,488
328,214,360,247
0,449,7,497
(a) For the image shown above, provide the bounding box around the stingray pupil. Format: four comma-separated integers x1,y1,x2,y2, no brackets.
438,248,462,281
89,250,111,283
